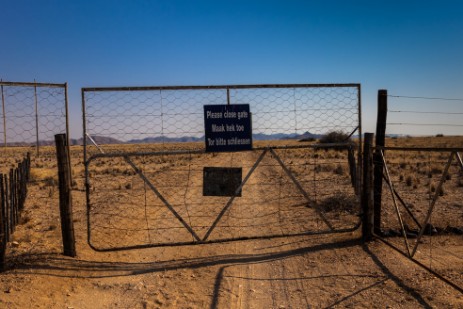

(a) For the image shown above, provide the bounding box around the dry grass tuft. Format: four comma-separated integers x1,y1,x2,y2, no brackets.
29,168,57,183
317,193,358,215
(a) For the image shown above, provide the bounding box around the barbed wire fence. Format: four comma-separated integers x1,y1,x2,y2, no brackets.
0,80,70,269
387,94,463,140
82,84,363,250
371,91,463,293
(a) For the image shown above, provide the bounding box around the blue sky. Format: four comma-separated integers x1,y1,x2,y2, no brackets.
1,0,462,138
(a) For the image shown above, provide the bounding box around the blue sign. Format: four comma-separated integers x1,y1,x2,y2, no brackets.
204,104,252,152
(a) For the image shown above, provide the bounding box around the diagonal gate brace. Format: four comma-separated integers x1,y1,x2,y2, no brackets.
411,151,455,257
382,173,421,229
381,150,412,257
202,149,268,241
457,152,463,171
269,148,334,231
123,156,201,242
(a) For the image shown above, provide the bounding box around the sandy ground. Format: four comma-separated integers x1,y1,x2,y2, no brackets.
1,145,463,308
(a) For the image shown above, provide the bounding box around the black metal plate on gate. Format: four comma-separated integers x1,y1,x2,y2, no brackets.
203,167,242,197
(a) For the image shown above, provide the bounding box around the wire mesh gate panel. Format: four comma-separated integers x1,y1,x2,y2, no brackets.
82,84,362,251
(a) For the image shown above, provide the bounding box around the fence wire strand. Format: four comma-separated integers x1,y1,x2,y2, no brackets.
386,94,463,137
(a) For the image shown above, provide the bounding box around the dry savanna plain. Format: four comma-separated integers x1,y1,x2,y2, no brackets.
0,136,462,308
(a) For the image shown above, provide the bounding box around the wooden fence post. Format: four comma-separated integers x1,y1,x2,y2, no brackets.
347,147,358,194
55,134,76,257
0,175,5,271
362,133,374,241
373,89,388,235
4,174,9,242
9,169,14,235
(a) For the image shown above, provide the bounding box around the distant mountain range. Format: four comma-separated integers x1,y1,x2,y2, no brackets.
5,131,362,147
70,131,323,145
70,136,124,145
253,132,322,141
64,131,321,145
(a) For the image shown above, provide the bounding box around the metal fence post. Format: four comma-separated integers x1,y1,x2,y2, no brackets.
34,81,40,156
362,133,374,241
55,134,76,257
373,89,387,235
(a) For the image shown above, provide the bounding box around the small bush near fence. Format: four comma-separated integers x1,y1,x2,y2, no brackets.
319,131,352,144
0,154,31,271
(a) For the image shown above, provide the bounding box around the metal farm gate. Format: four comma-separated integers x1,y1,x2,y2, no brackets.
82,84,362,251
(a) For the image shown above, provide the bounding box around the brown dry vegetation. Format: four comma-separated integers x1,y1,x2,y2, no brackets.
0,136,462,308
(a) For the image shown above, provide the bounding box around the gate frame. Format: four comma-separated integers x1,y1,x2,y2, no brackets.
81,83,363,251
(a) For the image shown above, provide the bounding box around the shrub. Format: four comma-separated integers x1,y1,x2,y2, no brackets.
44,176,57,186
314,164,333,173
319,131,351,144
334,164,344,175
429,184,444,195
299,137,316,142
431,166,443,175
405,175,413,187
439,187,445,196
317,193,358,214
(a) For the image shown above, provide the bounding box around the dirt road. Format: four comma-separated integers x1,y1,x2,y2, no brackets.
1,148,462,308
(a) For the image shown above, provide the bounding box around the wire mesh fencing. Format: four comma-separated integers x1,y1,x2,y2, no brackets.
0,81,69,155
82,84,362,250
0,81,70,268
82,84,361,154
86,144,361,251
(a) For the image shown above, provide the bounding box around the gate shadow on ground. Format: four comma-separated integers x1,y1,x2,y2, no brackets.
208,242,432,309
9,238,360,278
361,244,431,308
210,265,390,309
8,237,431,308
